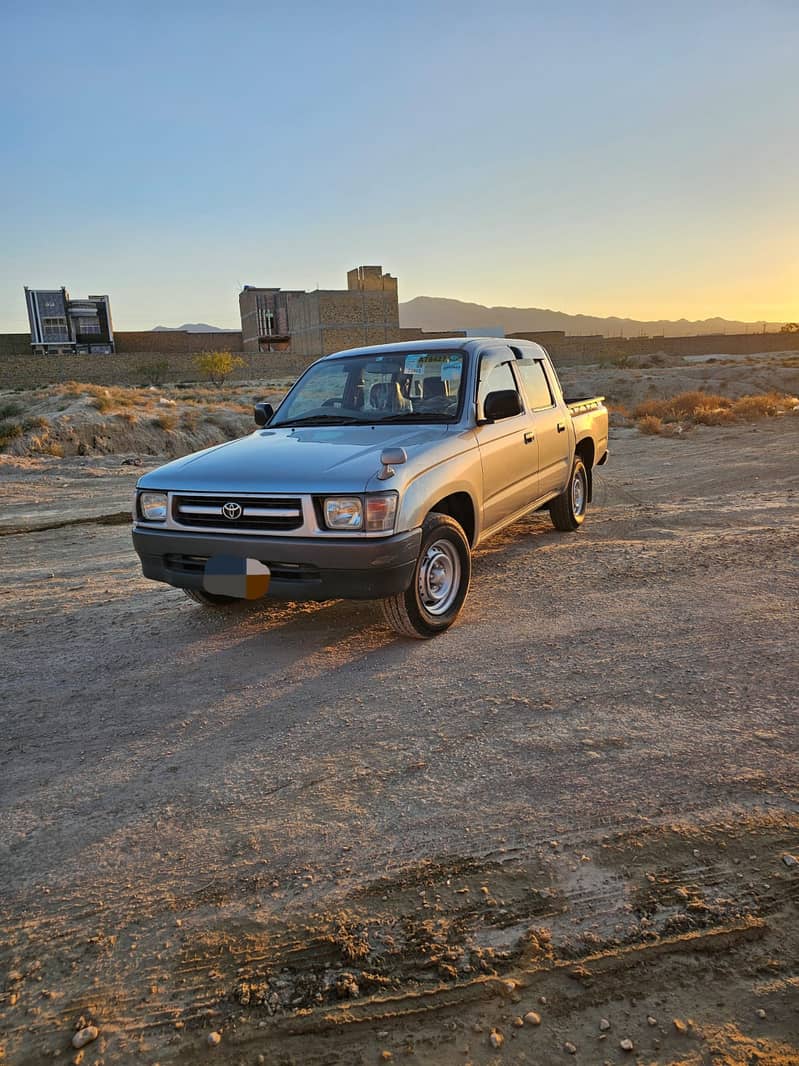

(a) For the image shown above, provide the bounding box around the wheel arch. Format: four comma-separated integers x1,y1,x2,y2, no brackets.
574,437,595,502
427,490,477,547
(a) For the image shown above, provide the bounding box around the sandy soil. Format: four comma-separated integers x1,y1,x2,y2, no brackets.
1,409,798,1064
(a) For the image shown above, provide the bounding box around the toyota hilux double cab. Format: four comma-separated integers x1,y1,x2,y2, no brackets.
132,338,608,637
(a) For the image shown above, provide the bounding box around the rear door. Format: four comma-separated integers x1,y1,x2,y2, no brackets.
474,349,539,531
514,357,571,496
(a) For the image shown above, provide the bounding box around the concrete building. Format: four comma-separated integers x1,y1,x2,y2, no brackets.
239,265,400,355
25,287,114,355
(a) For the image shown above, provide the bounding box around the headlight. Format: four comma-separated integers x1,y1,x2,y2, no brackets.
365,493,397,531
324,497,363,529
139,491,168,522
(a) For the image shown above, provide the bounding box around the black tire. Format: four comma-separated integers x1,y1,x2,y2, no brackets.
381,512,471,639
183,587,241,608
549,455,589,531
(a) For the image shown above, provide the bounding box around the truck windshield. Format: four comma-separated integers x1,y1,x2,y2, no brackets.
272,350,466,427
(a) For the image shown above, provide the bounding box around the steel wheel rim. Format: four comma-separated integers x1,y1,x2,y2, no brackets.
418,539,461,616
572,467,586,515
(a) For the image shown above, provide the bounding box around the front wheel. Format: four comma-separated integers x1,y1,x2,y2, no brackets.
381,513,471,638
183,587,243,608
549,455,588,531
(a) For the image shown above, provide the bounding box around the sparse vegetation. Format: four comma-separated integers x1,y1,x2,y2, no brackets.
136,360,170,386
194,350,246,387
632,390,797,434
153,411,178,432
636,414,664,435
0,420,24,450
0,401,24,420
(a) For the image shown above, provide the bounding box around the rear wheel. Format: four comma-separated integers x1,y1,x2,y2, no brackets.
381,513,471,638
549,455,588,531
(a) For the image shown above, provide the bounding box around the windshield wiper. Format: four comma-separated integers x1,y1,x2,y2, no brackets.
273,415,365,427
371,413,451,424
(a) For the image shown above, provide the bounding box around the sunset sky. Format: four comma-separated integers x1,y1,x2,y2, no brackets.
1,1,797,331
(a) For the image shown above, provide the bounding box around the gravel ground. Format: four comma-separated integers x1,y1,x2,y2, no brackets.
1,417,798,1065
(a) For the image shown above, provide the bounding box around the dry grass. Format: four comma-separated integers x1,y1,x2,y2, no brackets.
633,390,796,433
153,411,178,432
0,401,24,420
636,414,664,435
0,420,24,450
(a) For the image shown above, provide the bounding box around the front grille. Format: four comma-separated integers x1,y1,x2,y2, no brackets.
164,554,320,583
172,495,303,532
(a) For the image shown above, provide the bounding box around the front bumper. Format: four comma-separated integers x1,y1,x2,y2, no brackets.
132,526,422,601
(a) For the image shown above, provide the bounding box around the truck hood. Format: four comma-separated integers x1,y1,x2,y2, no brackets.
137,424,464,494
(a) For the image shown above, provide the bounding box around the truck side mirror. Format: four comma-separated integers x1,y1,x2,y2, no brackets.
254,402,274,427
483,389,522,422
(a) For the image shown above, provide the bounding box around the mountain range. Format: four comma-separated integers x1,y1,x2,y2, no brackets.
152,323,235,333
399,296,783,338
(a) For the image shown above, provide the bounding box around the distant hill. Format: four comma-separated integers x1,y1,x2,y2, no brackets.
152,323,235,333
399,296,784,338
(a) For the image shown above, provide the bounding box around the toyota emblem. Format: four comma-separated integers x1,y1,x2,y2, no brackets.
222,501,242,520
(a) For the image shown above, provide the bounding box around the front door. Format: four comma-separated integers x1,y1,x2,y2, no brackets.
475,353,539,531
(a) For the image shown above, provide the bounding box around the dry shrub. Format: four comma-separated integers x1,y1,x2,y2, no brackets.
633,391,731,422
0,401,24,420
730,393,784,419
634,390,796,434
670,391,730,418
692,405,735,426
117,410,137,424
153,412,177,431
23,415,49,431
636,415,663,435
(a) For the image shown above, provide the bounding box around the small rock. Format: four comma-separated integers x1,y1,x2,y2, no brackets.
524,1011,541,1026
71,1028,99,1050
756,1008,767,1019
564,1041,577,1055
647,1016,657,1026
207,1031,222,1047
489,1029,504,1049
782,853,798,868
673,1018,688,1034
599,1018,611,1031
380,1052,393,1062
539,995,547,1005
512,1016,524,1028
620,1038,634,1052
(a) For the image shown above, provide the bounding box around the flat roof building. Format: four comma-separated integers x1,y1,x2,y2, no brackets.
25,287,114,354
239,266,400,356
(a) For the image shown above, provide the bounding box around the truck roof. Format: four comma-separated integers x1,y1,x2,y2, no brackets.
323,336,546,360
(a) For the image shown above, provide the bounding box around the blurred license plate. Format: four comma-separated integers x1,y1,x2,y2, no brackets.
203,556,270,599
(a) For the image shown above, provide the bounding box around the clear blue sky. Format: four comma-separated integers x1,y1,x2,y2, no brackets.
1,1,796,330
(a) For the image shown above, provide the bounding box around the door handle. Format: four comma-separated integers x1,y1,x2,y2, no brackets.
557,422,566,433
524,431,535,444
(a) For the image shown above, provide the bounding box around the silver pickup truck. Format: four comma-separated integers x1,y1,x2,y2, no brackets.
132,338,608,637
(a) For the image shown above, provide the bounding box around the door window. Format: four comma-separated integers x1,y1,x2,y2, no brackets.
478,360,519,409
517,360,554,410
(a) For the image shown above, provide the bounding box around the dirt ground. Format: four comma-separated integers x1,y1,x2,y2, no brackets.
1,396,798,1063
